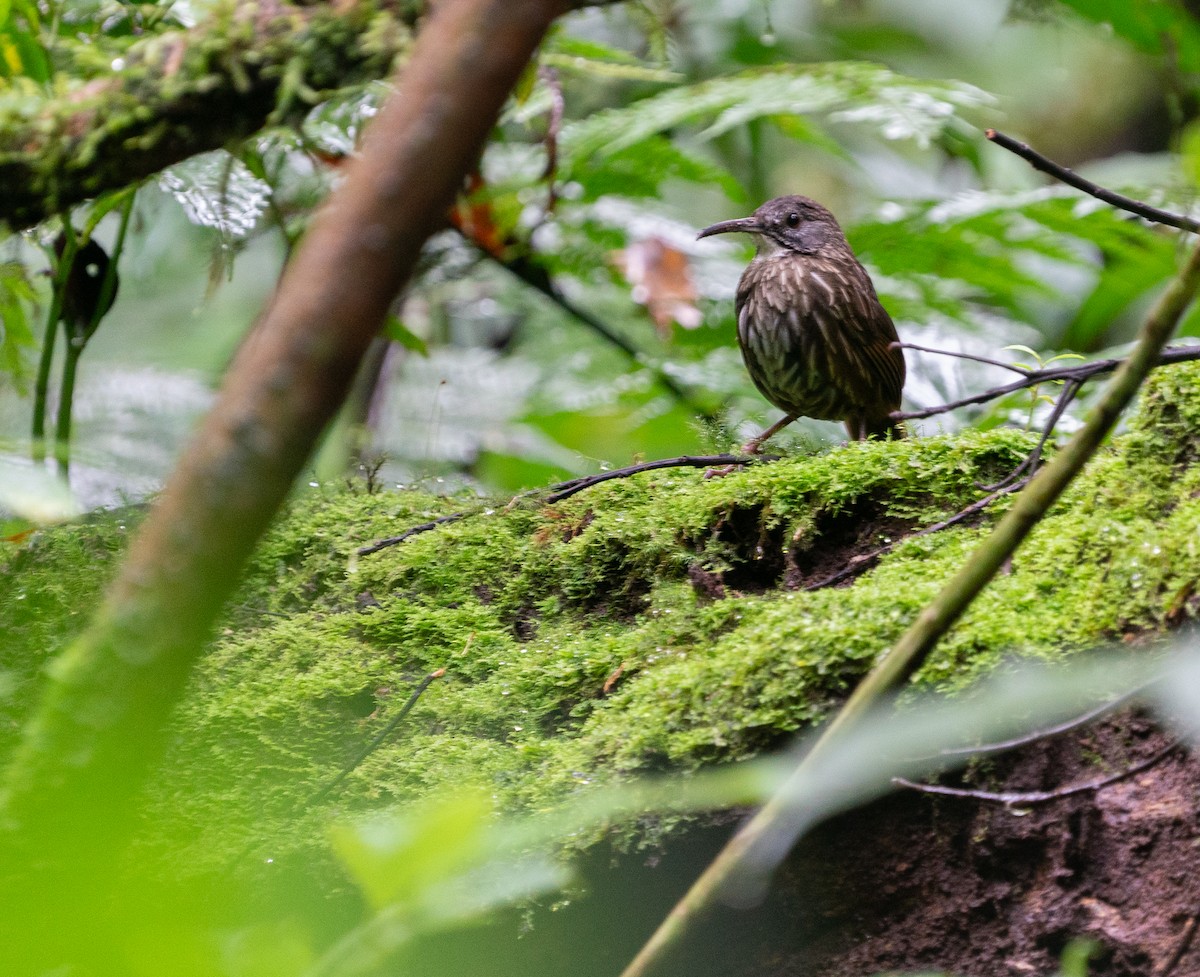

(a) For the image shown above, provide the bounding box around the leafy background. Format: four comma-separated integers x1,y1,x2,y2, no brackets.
3,0,1198,512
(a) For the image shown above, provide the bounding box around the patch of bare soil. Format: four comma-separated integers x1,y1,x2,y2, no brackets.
424,711,1198,977
680,711,1200,976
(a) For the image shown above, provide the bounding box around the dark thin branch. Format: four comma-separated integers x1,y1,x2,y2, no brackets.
357,512,469,556
483,248,718,420
357,453,767,556
978,377,1081,492
894,738,1183,807
897,341,1031,376
803,478,1025,591
986,129,1200,234
538,65,564,214
895,344,1200,423
545,453,760,502
932,679,1161,760
309,668,446,805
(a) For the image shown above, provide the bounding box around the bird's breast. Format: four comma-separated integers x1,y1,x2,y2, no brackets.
733,253,882,420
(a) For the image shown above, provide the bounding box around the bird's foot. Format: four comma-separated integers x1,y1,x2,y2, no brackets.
704,441,763,478
703,464,739,479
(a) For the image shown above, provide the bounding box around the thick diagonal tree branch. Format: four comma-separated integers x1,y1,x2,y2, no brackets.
0,0,565,924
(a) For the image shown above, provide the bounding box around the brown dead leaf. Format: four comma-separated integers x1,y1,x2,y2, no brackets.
611,236,702,338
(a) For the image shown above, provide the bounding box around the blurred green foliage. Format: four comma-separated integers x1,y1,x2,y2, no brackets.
2,0,1198,506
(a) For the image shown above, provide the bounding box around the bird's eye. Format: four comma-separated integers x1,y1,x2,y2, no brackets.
785,212,801,228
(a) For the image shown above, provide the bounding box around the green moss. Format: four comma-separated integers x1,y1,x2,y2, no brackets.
4,365,1200,866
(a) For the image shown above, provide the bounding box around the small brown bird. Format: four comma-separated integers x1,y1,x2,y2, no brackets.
699,195,905,451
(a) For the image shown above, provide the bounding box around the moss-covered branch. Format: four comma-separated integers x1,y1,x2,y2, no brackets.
0,0,628,231
0,1,410,230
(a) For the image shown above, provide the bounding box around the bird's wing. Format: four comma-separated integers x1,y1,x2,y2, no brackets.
809,255,906,411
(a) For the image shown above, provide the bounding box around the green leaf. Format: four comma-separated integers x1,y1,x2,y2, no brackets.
0,259,37,392
543,36,682,84
570,135,743,201
0,0,48,84
560,63,994,166
330,792,493,911
851,188,1181,339
384,315,428,356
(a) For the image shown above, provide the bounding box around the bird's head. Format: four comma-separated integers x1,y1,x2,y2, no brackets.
697,195,843,256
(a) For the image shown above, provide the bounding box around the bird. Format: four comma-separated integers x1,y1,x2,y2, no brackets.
698,195,905,452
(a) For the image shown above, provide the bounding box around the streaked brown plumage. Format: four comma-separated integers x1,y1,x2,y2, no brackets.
699,195,905,451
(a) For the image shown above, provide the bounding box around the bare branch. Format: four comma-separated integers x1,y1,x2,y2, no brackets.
893,739,1182,806
545,453,758,502
897,341,1031,376
980,377,1081,491
896,344,1200,423
986,129,1200,233
356,453,762,556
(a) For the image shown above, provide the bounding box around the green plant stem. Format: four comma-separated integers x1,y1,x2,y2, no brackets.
30,319,59,465
31,228,76,463
616,235,1200,977
90,192,133,344
52,345,81,477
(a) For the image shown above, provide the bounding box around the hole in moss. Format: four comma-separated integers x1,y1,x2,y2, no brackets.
785,500,915,590
335,686,379,720
512,604,539,642
705,503,787,593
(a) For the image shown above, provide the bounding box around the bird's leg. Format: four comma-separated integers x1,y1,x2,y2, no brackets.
742,412,798,454
706,412,798,478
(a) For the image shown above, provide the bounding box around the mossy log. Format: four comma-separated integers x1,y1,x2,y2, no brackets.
4,364,1199,878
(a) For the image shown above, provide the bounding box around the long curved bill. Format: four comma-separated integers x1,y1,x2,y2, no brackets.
697,216,763,239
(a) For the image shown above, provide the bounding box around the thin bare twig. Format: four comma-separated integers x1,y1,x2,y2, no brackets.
357,453,762,556
802,478,1025,591
986,129,1200,234
895,344,1200,423
545,453,760,502
933,679,1161,760
978,377,1081,492
357,512,469,556
539,65,564,214
897,341,1031,376
893,738,1183,807
309,668,446,805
